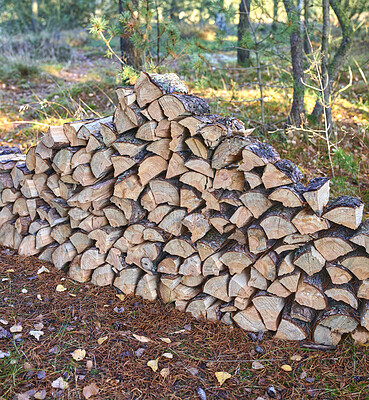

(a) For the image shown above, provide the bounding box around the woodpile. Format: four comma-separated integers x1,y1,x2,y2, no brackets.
1,71,368,346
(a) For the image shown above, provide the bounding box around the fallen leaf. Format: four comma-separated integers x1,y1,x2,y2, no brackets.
34,323,44,330
281,364,292,372
0,319,8,325
97,336,108,345
147,358,159,372
24,362,34,370
0,350,10,358
134,348,145,358
82,382,99,399
197,387,207,400
290,354,302,361
37,295,42,301
51,377,69,389
160,337,171,344
113,307,124,313
133,333,152,343
56,284,67,292
162,352,173,359
21,289,28,294
252,361,265,370
34,389,46,400
5,269,14,273
215,371,231,386
37,266,50,274
0,327,10,339
188,367,199,376
160,367,170,378
72,349,86,361
10,323,22,333
29,330,44,341
116,293,125,301
86,360,93,370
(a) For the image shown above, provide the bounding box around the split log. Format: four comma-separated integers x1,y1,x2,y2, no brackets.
140,188,157,212
202,252,225,276
275,305,310,340
163,235,197,258
351,326,369,345
248,267,268,290
262,159,303,189
116,87,136,108
62,119,91,146
357,280,369,300
360,301,369,331
220,190,243,207
157,256,181,274
103,205,128,227
291,208,330,235
123,222,146,245
143,226,170,242
239,141,280,171
350,220,369,253
51,223,72,244
113,133,147,157
252,291,286,331
166,152,189,179
185,157,214,178
326,263,353,284
136,121,158,141
34,156,51,174
180,185,204,213
146,138,171,160
15,216,31,236
147,99,165,121
196,231,228,261
68,255,92,283
126,241,162,270
73,164,99,186
325,283,358,309
340,251,369,280
18,235,39,256
20,179,38,198
111,151,145,178
106,247,125,271
186,295,216,319
293,244,326,276
158,94,210,120
268,184,305,208
314,228,355,262
91,264,115,286
290,302,316,322
114,267,143,296
29,219,48,235
11,164,31,189
2,188,21,203
247,225,269,254
203,274,232,302
35,141,53,159
43,125,69,149
136,274,158,301
114,170,144,201
228,270,256,299
212,136,252,170
267,279,292,297
179,171,211,193
88,227,123,253
91,148,114,178
138,155,168,185
240,190,274,218
295,272,328,310
149,179,180,206
253,250,278,281
155,119,171,138
70,230,94,254
303,177,330,216
208,204,235,234
179,254,202,276
25,146,36,171
147,204,172,224
52,241,77,270
213,168,244,191
322,196,364,230
233,305,267,332
185,136,209,159
244,170,263,189
182,213,210,242
158,209,186,236
278,268,301,292
100,120,118,147
80,247,106,270
259,207,297,239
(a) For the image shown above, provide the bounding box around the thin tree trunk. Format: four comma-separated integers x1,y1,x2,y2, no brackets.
272,0,279,31
119,0,124,63
311,0,353,118
303,0,312,54
170,0,179,22
237,0,251,67
31,0,39,32
283,0,305,127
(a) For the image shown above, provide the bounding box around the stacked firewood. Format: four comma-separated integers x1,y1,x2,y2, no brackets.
0,71,368,346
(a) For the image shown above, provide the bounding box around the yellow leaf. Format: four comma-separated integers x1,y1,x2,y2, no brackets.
97,336,108,345
281,364,292,371
162,352,173,359
116,293,125,301
147,358,159,372
37,266,50,274
215,371,231,386
290,355,302,361
56,284,67,292
72,349,86,361
160,337,171,344
160,367,170,378
82,382,99,399
5,269,14,273
133,333,152,343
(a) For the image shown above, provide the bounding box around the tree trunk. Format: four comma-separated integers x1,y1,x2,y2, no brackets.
272,0,279,31
237,0,251,67
283,0,305,126
31,0,39,32
303,0,312,54
311,0,353,119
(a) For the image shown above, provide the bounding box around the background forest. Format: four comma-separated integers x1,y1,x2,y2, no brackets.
0,0,368,203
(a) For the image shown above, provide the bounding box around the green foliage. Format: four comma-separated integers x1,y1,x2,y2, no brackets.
332,147,359,181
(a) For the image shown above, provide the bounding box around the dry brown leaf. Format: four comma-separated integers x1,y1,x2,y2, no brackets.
37,266,49,274
56,284,67,292
162,352,173,359
97,336,108,345
252,361,265,370
133,333,152,343
290,355,302,361
160,367,170,378
72,349,86,361
83,382,99,399
281,364,292,371
51,377,69,389
160,337,171,343
147,358,159,372
116,294,125,301
215,371,231,386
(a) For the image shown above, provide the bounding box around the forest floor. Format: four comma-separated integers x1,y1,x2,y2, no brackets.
0,249,368,400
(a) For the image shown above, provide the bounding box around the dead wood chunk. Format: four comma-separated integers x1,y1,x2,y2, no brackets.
111,197,147,224
293,244,326,276
53,148,78,176
303,177,330,215
68,255,92,283
114,267,143,296
113,133,147,157
70,230,93,254
360,300,369,330
196,230,228,261
35,141,53,160
149,178,180,206
184,157,214,178
182,213,210,242
267,280,292,298
158,209,186,236
233,305,267,332
326,263,353,284
90,148,114,179
322,195,364,230
351,326,369,345
269,184,305,208
180,185,204,213
186,295,216,320
203,274,232,302
211,136,253,170
147,204,172,225
42,125,69,149
169,121,189,152
146,138,171,160
164,235,197,258
325,283,359,309
51,223,72,244
134,71,188,108
17,234,39,256
290,302,316,322
140,188,157,212
248,267,268,290
202,188,222,211
252,291,286,331
313,303,359,346
103,205,128,227
91,264,115,287
111,152,144,178
357,279,369,300
185,136,209,159
15,216,31,236
279,268,301,292
158,93,210,120
11,164,31,189
116,87,136,108
340,250,369,280
135,274,158,301
239,141,280,171
247,225,268,254
350,220,369,253
25,146,36,172
178,254,201,276
80,247,106,270
126,241,162,270
123,222,146,245
89,227,123,253
135,120,158,141
240,189,274,219
34,155,51,174
291,208,330,235
155,119,171,138
295,272,328,310
157,256,181,275
138,154,168,185
52,241,77,270
106,247,125,271
2,188,21,203
202,252,225,276
314,228,355,262
100,120,118,147
228,269,255,299
76,116,112,140
147,99,165,121
114,104,142,134
243,170,263,190
260,207,297,240
275,307,310,341
71,148,92,170
254,250,278,281
72,164,98,187
114,170,143,201
213,168,244,192
262,159,303,189
20,179,38,199
165,152,189,179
